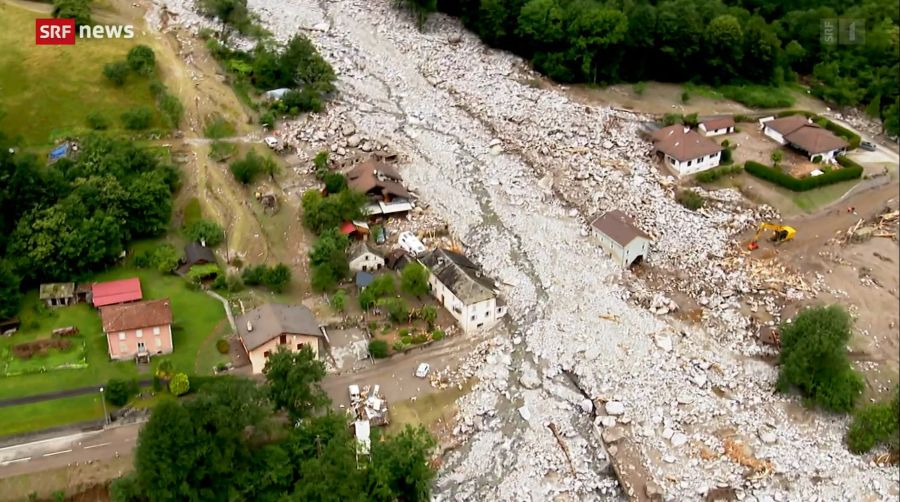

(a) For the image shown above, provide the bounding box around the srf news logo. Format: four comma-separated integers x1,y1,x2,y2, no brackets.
36,19,135,45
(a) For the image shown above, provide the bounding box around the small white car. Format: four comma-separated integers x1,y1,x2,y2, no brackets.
415,363,431,379
264,136,279,149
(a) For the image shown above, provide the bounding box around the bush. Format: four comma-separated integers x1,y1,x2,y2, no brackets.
400,335,413,345
676,189,704,210
846,390,899,454
776,305,863,413
184,219,224,247
158,92,184,128
152,375,162,392
367,321,378,332
260,110,276,129
151,244,180,273
242,265,266,286
103,61,129,86
86,111,110,130
187,263,221,283
431,330,445,341
662,113,683,126
323,172,347,194
331,289,347,311
398,328,410,338
682,112,699,127
204,116,235,139
216,339,230,354
720,147,733,165
121,107,153,130
230,150,277,184
379,297,409,323
771,149,783,164
393,341,406,352
127,45,156,75
313,151,329,178
169,372,190,396
744,160,863,191
212,275,227,290
681,91,690,103
105,378,139,406
368,339,389,359
225,274,244,292
209,141,237,161
412,334,428,344
633,81,647,96
420,305,437,329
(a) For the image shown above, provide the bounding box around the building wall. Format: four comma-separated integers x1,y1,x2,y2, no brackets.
666,151,721,176
247,333,321,374
349,253,385,273
106,324,173,360
427,274,505,334
699,125,734,137
595,232,651,267
763,126,787,145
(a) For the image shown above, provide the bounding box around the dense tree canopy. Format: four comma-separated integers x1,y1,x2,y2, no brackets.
0,134,177,312
121,356,436,501
433,0,900,134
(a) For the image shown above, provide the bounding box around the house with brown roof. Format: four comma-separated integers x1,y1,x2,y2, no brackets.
698,116,735,137
651,125,724,176
591,210,653,268
761,116,848,161
236,304,325,374
346,160,410,201
100,299,173,361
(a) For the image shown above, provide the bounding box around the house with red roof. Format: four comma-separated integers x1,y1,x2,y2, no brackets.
91,278,143,308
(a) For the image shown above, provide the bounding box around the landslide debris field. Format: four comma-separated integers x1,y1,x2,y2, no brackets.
149,0,899,500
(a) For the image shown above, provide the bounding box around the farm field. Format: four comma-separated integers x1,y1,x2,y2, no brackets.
0,1,160,146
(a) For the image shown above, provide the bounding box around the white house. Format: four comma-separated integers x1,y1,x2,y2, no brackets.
651,125,723,176
760,116,848,162
420,249,507,334
698,116,735,137
348,241,384,273
590,210,653,268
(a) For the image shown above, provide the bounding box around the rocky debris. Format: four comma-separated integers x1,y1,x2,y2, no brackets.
149,0,900,500
605,401,626,416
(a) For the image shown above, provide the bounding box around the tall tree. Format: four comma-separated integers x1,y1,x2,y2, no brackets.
263,346,328,422
704,15,744,83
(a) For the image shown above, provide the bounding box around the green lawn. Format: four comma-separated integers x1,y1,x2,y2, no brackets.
0,2,161,146
0,393,107,436
0,267,226,400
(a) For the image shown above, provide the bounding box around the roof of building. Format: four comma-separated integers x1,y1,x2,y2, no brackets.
700,116,735,131
385,249,412,271
420,248,496,305
236,303,322,351
39,282,75,300
653,128,723,162
784,125,849,154
650,124,689,142
92,278,143,307
355,271,375,288
591,210,652,247
349,241,383,261
346,160,409,199
184,242,216,265
100,299,172,333
763,115,810,135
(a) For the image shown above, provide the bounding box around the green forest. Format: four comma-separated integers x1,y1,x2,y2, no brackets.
0,132,179,319
423,0,899,134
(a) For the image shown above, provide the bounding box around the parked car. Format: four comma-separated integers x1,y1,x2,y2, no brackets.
415,363,431,378
264,136,279,149
860,141,877,151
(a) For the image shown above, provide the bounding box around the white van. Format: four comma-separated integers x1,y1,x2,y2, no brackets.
398,231,426,257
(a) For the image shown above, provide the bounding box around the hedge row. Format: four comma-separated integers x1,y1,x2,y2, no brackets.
695,164,743,183
775,110,861,149
744,160,862,191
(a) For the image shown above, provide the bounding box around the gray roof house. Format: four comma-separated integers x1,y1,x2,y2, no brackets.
420,249,507,333
236,304,325,373
348,241,385,273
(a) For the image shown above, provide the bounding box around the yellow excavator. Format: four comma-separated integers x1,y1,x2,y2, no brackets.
748,223,796,250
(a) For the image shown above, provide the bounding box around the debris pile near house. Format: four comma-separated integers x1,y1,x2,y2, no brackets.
349,384,390,427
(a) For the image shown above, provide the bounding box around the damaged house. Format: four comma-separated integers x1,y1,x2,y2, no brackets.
420,248,507,334
346,160,414,218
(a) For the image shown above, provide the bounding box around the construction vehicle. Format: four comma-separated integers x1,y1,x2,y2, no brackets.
748,223,796,250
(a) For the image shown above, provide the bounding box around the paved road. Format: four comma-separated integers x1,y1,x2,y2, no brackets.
0,380,153,408
0,423,142,479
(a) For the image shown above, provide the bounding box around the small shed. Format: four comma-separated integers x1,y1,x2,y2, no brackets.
39,283,76,307
184,242,216,267
591,211,653,268
385,249,412,271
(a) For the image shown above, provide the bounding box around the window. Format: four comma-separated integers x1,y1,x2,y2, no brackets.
477,323,484,328
136,329,143,338
485,311,490,318
296,343,304,350
471,314,476,321
264,350,271,358
153,327,161,335
118,332,126,341
279,334,287,344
